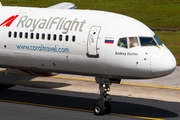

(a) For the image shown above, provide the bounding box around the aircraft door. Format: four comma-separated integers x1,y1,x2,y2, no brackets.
87,26,101,58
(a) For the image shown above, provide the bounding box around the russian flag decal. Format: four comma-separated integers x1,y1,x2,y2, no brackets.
105,39,114,44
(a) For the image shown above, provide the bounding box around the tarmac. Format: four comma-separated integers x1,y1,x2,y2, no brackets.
54,67,180,103
0,67,179,103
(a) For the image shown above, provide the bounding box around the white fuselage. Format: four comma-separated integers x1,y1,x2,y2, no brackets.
0,6,176,79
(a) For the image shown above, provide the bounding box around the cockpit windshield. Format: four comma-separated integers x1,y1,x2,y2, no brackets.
117,36,162,49
129,37,139,48
154,35,163,46
139,37,157,46
117,37,128,48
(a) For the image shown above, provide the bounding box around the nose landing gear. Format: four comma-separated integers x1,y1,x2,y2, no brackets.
93,77,112,115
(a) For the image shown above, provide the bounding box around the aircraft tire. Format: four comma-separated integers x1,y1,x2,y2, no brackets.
104,102,112,114
94,103,105,115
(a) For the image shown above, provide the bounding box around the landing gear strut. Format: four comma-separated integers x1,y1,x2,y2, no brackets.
93,77,112,115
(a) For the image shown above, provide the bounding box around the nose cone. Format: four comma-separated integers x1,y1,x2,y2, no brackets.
151,50,176,77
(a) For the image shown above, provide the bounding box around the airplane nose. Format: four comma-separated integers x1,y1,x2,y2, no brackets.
151,50,176,77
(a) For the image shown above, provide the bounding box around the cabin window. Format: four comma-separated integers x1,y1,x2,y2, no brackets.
53,34,56,41
48,34,51,40
59,35,62,41
72,36,75,42
25,32,28,39
14,32,17,38
36,33,39,39
19,32,23,38
42,33,45,40
117,37,127,48
8,31,12,37
129,37,139,48
66,35,69,41
30,33,34,39
139,37,157,46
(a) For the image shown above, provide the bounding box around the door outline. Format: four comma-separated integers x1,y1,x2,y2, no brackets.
86,26,101,58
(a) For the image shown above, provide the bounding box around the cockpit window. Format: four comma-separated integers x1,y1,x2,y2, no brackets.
117,38,127,48
154,35,163,46
129,37,139,48
139,37,157,46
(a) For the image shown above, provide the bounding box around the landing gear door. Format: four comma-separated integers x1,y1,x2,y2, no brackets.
87,26,101,58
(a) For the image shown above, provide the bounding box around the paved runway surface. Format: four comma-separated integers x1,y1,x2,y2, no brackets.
0,67,180,120
0,86,180,120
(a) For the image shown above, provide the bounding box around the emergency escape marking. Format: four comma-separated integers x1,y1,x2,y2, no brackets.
87,26,101,57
